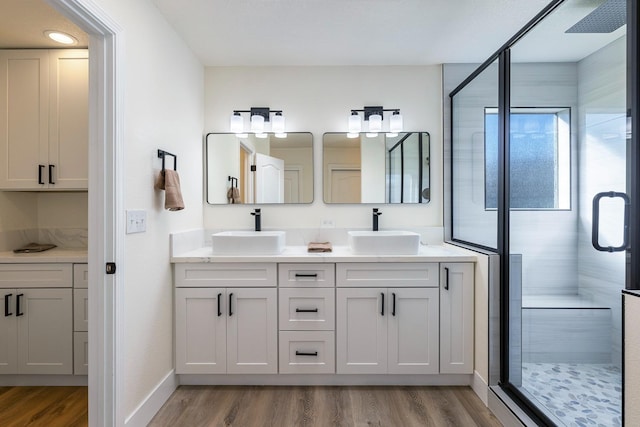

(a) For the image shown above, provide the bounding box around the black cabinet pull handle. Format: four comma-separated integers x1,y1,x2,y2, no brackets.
295,308,319,313
38,165,45,184
295,351,318,356
228,293,233,316
381,292,385,316
392,293,396,316
444,267,449,290
4,294,12,316
295,273,318,278
217,293,222,317
48,165,55,184
16,293,24,316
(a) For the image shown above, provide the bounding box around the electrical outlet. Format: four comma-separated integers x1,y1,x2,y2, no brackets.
321,219,335,228
126,210,147,234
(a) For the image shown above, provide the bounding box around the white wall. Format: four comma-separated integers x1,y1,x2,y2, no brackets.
89,0,204,422
204,66,442,230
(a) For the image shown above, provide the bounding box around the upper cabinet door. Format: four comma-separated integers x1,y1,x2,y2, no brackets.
0,50,49,189
0,49,87,191
48,50,88,190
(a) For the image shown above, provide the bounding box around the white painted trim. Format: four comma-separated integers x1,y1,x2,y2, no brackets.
178,373,473,386
45,0,123,425
471,370,489,406
125,370,178,427
0,375,88,386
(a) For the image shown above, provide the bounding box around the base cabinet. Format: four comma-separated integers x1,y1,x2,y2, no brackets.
0,288,73,374
175,287,277,374
440,263,474,374
336,287,439,374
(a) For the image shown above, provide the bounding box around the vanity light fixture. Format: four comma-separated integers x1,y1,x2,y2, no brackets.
348,106,403,135
229,107,285,135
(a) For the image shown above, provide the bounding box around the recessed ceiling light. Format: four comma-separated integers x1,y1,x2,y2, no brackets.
44,30,78,45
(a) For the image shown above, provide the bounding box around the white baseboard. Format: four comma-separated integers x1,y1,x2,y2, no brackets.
471,370,489,406
125,370,177,427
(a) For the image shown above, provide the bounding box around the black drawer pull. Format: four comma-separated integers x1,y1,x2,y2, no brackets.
4,294,12,316
381,292,385,316
295,308,319,313
38,165,45,184
295,351,318,357
16,293,24,316
295,273,318,278
228,293,233,316
48,165,55,184
444,267,450,290
392,292,396,316
217,293,222,317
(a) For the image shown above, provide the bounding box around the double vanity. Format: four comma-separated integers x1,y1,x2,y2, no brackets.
171,228,476,385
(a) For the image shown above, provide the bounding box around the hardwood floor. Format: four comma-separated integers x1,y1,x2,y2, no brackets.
0,386,88,427
149,386,502,427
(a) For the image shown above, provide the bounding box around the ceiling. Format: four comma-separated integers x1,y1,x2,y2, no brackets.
0,0,625,65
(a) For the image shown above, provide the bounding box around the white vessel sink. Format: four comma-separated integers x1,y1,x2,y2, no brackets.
212,230,286,255
348,230,420,255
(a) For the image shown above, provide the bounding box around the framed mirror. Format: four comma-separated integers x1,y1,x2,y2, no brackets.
206,132,313,204
323,132,430,204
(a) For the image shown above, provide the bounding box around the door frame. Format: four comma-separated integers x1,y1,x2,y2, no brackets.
47,0,122,425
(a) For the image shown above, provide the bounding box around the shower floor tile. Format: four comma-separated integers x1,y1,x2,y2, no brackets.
522,363,621,427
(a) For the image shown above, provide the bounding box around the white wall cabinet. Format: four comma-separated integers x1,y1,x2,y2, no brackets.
175,286,278,374
0,288,73,374
0,49,88,190
440,263,474,374
336,287,439,374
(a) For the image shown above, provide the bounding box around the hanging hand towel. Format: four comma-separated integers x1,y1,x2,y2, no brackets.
160,170,185,211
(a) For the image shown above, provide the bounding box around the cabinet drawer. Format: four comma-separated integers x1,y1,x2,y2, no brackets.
74,288,88,332
0,264,73,288
174,263,276,287
336,263,438,288
74,331,88,375
279,288,335,331
73,264,88,288
279,331,335,374
278,264,335,287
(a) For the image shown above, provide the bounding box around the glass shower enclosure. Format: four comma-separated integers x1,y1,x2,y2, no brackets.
449,0,633,425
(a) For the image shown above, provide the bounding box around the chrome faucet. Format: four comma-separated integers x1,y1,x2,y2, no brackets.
251,208,261,231
372,208,382,231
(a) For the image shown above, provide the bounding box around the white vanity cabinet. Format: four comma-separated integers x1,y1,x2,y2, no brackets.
0,264,73,375
439,262,475,374
73,263,89,375
0,49,88,190
336,263,440,374
174,263,278,374
278,264,336,374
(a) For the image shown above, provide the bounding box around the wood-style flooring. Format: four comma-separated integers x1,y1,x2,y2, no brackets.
0,386,88,427
149,385,502,427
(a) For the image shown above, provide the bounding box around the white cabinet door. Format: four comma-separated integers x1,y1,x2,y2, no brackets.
227,288,277,374
388,288,440,374
0,50,49,189
440,263,474,374
336,288,387,374
16,288,73,374
0,290,18,374
48,50,88,189
175,288,227,374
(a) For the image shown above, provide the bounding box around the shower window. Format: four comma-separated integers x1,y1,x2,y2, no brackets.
485,108,571,210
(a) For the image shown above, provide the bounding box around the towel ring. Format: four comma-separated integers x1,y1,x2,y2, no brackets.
228,176,238,188
157,149,177,171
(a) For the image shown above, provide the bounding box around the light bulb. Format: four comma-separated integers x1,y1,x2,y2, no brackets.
368,114,382,133
230,113,243,133
272,113,285,134
250,114,265,133
348,113,361,134
390,112,403,133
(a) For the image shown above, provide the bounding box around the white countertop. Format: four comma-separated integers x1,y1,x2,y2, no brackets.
171,244,477,263
0,248,88,263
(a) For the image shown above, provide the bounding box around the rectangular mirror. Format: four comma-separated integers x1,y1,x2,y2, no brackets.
323,132,430,204
206,132,313,204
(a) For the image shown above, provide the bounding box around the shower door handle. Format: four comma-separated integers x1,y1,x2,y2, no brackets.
592,191,630,252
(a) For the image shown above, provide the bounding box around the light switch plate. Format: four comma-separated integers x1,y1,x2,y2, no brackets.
126,210,147,234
